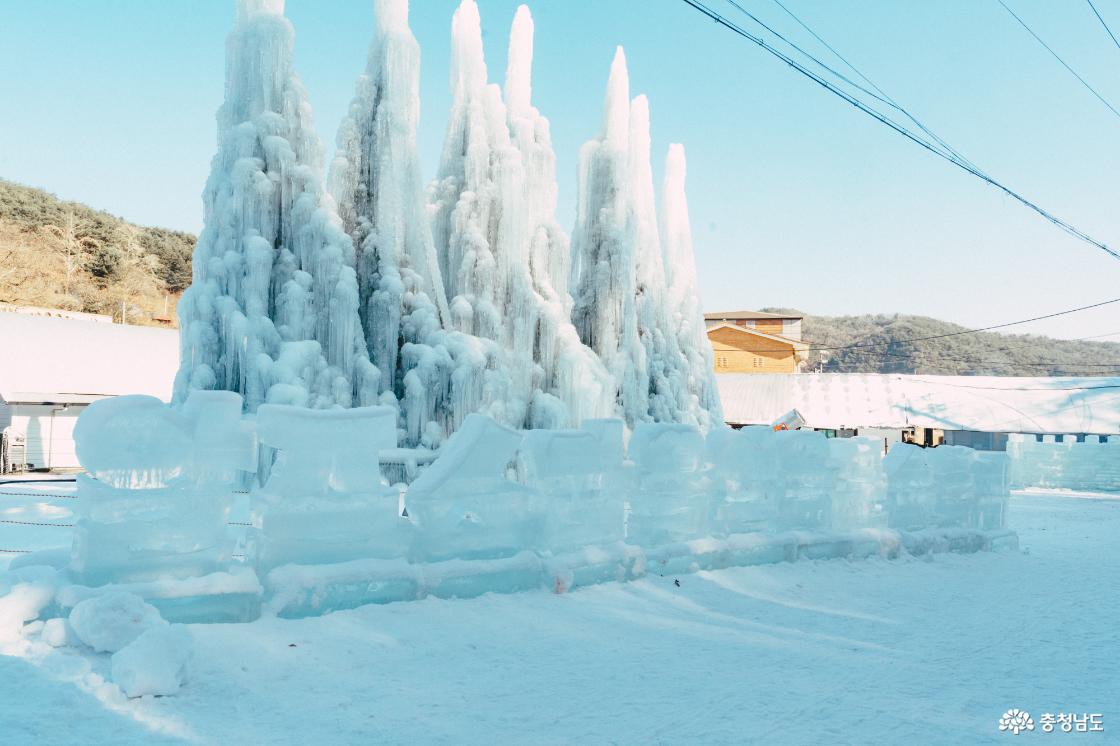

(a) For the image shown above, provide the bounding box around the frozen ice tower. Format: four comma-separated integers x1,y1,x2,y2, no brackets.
571,49,719,428
175,0,376,411
427,1,613,429
660,144,723,428
330,0,495,446
174,0,720,438
571,48,649,427
629,95,690,424
330,0,451,400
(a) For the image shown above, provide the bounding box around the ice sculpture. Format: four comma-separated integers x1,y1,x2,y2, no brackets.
1008,434,1120,491
427,1,614,430
884,443,1009,531
329,0,450,411
771,429,835,531
660,144,724,430
519,424,626,553
170,0,722,440
67,392,261,623
405,414,538,563
973,451,1010,530
175,0,377,411
570,48,720,429
249,404,407,572
627,423,712,546
827,437,887,530
571,48,649,427
925,445,978,528
883,443,936,530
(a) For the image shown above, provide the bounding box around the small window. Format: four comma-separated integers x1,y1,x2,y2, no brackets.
1035,434,1044,443
1076,434,1086,443
1055,435,1064,443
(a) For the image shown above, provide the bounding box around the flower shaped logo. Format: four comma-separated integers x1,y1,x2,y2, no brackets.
999,709,1035,735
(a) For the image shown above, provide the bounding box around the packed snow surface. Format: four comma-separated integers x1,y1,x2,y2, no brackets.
0,491,1114,743
110,625,192,698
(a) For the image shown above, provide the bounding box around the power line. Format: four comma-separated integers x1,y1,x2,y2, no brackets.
906,377,1120,392
1075,329,1120,340
997,0,1120,120
822,296,1120,351
829,345,1120,372
762,0,982,172
711,296,1120,369
1087,0,1120,54
678,0,1120,261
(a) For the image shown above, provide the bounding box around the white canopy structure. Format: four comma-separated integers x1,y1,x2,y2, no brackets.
0,313,179,470
716,373,1120,435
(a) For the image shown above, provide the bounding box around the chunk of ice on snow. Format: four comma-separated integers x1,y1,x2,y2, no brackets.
68,591,167,654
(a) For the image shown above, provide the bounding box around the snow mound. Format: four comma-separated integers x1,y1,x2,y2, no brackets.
41,618,77,648
111,624,192,698
68,591,167,653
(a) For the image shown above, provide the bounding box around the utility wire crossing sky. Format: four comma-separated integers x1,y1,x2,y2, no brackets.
1,0,1118,340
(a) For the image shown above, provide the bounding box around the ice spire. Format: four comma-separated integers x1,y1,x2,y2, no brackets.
329,0,451,409
237,0,284,22
426,1,613,429
661,144,723,428
571,47,649,427
175,0,375,411
504,5,533,120
629,94,689,423
501,4,614,426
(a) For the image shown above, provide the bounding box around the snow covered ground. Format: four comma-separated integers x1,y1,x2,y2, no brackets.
1,485,1116,744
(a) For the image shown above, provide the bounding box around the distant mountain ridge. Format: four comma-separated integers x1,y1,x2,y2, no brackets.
0,179,194,326
761,307,1120,377
3,180,1115,376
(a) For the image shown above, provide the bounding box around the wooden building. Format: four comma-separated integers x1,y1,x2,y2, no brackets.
704,311,808,374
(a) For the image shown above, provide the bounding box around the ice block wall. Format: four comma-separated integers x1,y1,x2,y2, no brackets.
884,443,1010,531
1007,434,1119,491
62,402,1013,622
70,392,256,586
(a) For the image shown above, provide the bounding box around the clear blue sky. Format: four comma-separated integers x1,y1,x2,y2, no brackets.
2,0,1119,339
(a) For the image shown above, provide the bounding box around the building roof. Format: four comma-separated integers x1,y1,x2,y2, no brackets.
0,313,179,403
703,310,803,321
706,322,809,353
716,373,1120,435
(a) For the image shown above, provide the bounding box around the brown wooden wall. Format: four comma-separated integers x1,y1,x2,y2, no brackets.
708,326,798,373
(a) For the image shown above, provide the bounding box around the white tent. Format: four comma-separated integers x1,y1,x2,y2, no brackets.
0,313,179,470
716,373,1120,436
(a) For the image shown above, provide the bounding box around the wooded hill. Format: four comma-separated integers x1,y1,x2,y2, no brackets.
3,179,1115,376
762,307,1120,377
0,179,194,326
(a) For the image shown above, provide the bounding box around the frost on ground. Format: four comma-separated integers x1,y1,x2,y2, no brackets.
0,490,1115,744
